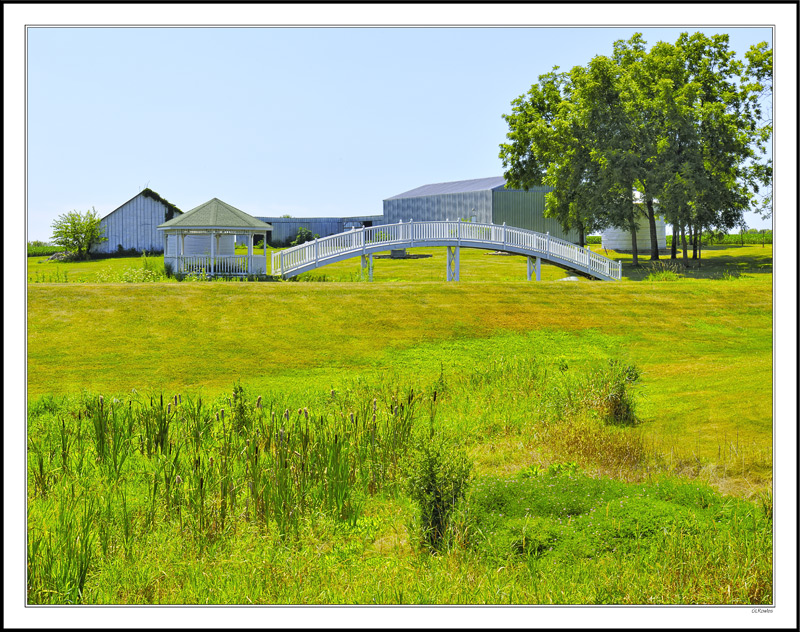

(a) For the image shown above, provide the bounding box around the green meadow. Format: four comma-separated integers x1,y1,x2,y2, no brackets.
26,244,773,604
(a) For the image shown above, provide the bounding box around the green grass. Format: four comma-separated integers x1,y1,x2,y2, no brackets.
26,356,771,605
25,243,773,605
27,243,772,284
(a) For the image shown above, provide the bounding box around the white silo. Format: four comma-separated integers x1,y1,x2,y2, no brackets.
601,193,667,251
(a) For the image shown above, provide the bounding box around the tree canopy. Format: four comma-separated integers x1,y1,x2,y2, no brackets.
500,32,772,265
50,208,106,259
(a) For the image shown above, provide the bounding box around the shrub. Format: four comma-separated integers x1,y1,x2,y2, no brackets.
290,227,319,247
50,208,106,259
406,431,473,551
645,260,683,282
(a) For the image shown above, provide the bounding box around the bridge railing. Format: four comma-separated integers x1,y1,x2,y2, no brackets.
272,221,622,280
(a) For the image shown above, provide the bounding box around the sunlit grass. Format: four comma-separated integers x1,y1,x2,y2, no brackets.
25,242,773,605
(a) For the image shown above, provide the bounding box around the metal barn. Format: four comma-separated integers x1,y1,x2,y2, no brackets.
383,177,580,243
247,215,384,246
90,189,182,254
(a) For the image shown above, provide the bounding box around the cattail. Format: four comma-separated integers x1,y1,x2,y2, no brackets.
284,409,289,421
220,409,225,421
256,396,262,409
297,408,302,416
209,457,214,468
99,395,104,409
433,391,437,403
331,389,335,398
303,408,309,421
373,398,377,413
174,395,178,407
176,475,182,485
349,412,354,424
167,403,172,414
179,394,182,405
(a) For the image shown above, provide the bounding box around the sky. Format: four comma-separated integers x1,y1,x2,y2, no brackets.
25,24,775,241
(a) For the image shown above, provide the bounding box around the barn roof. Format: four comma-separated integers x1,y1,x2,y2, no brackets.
101,188,183,220
385,176,511,200
158,198,272,230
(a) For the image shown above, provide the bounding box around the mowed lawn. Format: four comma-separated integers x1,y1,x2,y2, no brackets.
27,264,773,480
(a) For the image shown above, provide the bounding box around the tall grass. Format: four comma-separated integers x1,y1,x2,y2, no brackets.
26,348,773,604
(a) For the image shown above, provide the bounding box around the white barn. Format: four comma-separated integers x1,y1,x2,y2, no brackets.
90,189,182,254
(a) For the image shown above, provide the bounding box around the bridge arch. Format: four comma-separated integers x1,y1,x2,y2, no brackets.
271,221,621,281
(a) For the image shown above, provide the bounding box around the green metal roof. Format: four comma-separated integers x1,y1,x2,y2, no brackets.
158,198,272,230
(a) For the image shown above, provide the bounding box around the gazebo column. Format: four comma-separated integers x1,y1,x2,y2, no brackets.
263,233,268,275
180,232,186,274
210,232,215,277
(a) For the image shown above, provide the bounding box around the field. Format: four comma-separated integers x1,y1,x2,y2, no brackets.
25,244,774,606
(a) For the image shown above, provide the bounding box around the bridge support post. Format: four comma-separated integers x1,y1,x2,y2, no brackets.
361,253,373,282
446,246,460,281
527,256,541,281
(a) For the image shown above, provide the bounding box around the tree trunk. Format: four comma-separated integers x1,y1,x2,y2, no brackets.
577,219,585,248
671,223,678,259
697,226,702,268
692,226,698,259
629,218,639,267
646,199,659,260
681,225,688,265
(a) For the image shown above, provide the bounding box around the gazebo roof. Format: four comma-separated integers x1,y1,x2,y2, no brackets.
158,198,272,231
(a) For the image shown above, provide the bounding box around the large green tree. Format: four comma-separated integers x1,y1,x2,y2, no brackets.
50,208,106,259
500,32,773,266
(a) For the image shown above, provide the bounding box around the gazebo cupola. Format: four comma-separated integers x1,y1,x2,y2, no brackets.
158,198,272,277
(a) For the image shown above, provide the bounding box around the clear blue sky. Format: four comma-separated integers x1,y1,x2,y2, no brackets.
26,26,773,241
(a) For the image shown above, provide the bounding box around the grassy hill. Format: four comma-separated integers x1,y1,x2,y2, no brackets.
25,244,773,604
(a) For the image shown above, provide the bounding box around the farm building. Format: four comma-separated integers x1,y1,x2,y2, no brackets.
383,177,580,243
242,215,385,246
600,193,668,251
90,188,182,254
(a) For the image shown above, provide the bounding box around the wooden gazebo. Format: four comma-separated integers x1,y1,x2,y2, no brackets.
159,198,272,277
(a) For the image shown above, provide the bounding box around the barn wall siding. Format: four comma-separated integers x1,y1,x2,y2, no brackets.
92,194,173,254
491,189,580,243
253,216,384,245
383,191,493,224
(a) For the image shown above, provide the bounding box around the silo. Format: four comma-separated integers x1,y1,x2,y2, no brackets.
601,213,667,251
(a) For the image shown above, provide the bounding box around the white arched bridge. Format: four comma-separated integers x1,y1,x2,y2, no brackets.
271,220,622,281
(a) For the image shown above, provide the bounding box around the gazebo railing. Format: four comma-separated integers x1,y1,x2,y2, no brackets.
169,254,267,276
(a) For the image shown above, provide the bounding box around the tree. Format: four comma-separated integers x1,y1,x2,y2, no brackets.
499,67,611,248
500,33,773,266
50,208,106,259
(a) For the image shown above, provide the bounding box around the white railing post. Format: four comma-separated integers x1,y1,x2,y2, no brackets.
315,238,319,265
502,222,506,249
409,218,414,248
546,231,550,256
